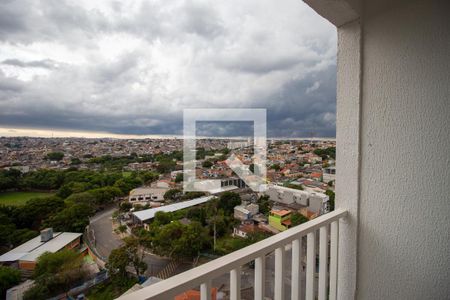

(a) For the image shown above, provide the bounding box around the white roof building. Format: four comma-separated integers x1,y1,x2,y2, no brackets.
0,231,82,263
132,196,214,223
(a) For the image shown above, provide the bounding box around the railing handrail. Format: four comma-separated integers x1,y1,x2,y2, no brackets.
117,208,347,300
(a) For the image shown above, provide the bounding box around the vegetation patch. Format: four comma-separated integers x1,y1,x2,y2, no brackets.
0,191,55,206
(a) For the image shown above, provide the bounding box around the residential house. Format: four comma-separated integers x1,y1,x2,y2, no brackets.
269,209,292,231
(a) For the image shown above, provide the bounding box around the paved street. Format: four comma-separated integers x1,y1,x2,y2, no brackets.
89,210,309,298
89,208,169,276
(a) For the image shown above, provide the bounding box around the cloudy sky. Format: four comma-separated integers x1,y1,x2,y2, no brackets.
0,0,336,138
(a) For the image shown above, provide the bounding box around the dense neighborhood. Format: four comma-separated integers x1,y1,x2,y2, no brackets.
0,137,336,299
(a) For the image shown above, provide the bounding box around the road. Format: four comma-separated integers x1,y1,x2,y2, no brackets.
89,208,169,276
89,210,310,298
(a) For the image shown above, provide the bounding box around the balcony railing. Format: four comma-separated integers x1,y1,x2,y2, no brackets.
117,209,347,300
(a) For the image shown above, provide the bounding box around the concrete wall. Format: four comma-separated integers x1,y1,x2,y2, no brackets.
357,0,450,299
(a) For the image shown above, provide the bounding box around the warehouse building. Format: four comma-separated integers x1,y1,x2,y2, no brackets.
0,228,82,270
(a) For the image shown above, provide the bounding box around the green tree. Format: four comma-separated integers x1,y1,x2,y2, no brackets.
88,186,122,207
181,191,205,200
44,203,93,232
270,164,281,171
65,192,96,209
202,160,213,168
139,171,159,184
257,195,271,215
217,192,241,215
0,266,21,296
0,169,21,191
119,202,133,212
291,213,308,226
177,221,210,258
325,190,335,211
106,247,129,286
153,211,173,225
156,160,176,174
24,250,86,300
164,189,182,201
151,221,210,259
186,207,207,225
15,196,65,230
20,169,64,190
46,152,64,161
174,173,183,183
107,237,147,282
123,236,147,277
70,158,82,165
57,181,92,198
113,177,143,194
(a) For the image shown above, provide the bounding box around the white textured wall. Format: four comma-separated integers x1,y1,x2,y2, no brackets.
358,1,450,299
335,18,361,300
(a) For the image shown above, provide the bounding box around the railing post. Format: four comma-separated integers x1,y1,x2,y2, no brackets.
329,221,339,300
318,225,329,300
255,256,265,300
291,237,303,300
200,279,212,300
230,267,241,300
114,210,347,300
274,247,285,300
306,231,316,300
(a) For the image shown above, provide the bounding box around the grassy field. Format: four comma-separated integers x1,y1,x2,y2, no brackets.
0,191,55,206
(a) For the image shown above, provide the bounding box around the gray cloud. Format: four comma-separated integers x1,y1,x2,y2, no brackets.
0,0,337,137
1,58,60,69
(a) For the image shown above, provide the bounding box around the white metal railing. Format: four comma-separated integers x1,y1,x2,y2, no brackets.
117,209,347,300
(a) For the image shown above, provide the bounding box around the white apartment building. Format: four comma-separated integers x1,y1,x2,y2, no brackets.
265,184,329,215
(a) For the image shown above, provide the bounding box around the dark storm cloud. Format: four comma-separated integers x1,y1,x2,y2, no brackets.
0,0,337,137
1,59,60,69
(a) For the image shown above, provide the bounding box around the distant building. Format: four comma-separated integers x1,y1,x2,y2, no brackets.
265,185,329,215
246,203,259,216
155,180,172,189
128,187,168,205
0,228,82,270
132,196,214,224
6,279,34,300
220,177,247,189
233,223,262,238
269,209,292,231
234,206,251,221
227,139,251,150
323,166,336,183
234,203,259,221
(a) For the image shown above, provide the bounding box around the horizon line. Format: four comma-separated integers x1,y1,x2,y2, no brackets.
0,127,336,141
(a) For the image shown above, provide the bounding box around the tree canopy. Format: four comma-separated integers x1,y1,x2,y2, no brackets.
0,266,21,297
24,250,86,300
217,192,241,215
46,152,64,161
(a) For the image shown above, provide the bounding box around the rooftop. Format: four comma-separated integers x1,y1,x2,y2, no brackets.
0,232,82,262
270,209,291,217
130,187,168,196
132,196,214,222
